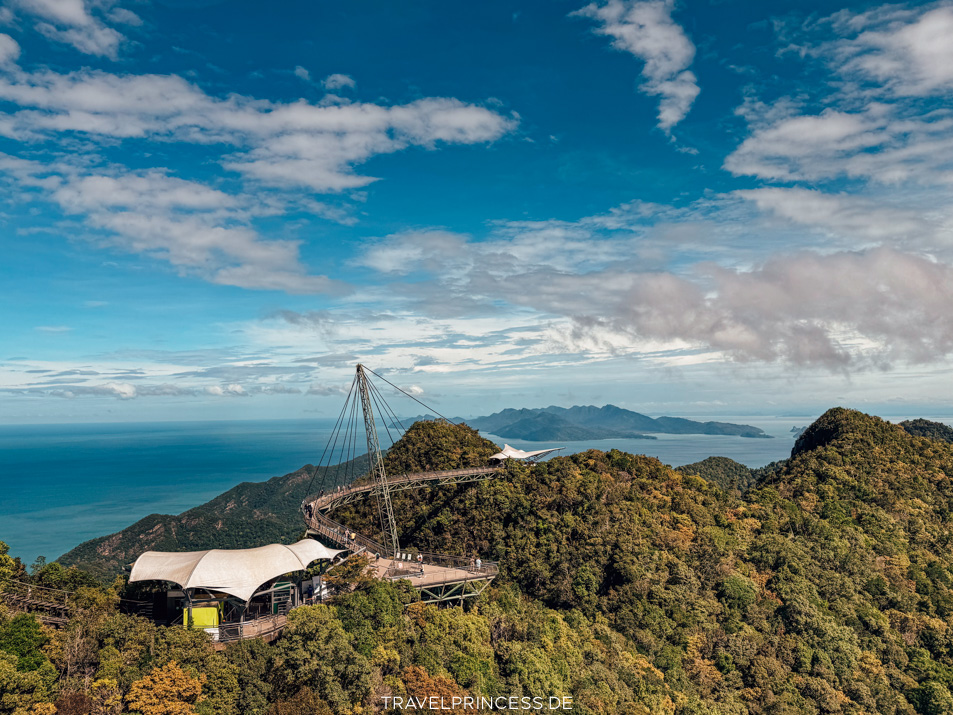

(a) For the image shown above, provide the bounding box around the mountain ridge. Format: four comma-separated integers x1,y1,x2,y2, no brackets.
466,403,770,440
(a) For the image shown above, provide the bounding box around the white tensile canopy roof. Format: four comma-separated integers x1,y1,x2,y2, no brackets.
129,539,342,602
489,444,561,462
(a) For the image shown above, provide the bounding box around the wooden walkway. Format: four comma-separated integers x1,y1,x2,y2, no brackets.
0,579,71,626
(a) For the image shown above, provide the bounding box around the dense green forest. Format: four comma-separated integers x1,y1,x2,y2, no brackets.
5,408,953,713
900,419,953,444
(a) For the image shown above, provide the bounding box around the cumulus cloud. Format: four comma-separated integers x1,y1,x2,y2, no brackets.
0,34,20,65
358,218,953,370
727,5,953,187
323,73,355,91
513,249,953,368
831,5,953,96
0,30,515,295
724,103,953,186
602,249,953,367
15,0,124,58
574,0,698,131
294,65,311,82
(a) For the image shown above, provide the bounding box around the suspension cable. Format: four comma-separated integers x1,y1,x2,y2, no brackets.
303,372,357,502
363,366,460,426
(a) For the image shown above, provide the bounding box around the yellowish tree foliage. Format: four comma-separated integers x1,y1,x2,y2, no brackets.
126,660,205,715
0,542,16,582
400,667,469,713
90,677,123,715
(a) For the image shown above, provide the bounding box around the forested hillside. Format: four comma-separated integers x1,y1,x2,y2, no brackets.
901,418,953,444
7,408,953,714
677,456,786,493
336,408,953,714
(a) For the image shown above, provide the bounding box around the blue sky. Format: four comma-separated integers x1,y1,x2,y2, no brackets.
2,0,953,423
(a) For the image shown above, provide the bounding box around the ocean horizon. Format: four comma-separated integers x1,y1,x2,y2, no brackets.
2,413,945,565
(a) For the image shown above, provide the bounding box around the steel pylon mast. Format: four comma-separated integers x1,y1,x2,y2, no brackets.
356,364,400,557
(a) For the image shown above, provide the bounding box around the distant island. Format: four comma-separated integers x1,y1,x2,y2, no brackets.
401,404,771,441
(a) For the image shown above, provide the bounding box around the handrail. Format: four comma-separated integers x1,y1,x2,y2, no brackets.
382,559,499,581
0,579,72,608
305,511,388,556
301,463,504,576
301,465,503,513
217,614,286,643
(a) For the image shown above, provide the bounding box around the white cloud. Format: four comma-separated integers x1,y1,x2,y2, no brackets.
294,65,310,82
724,103,953,186
0,34,20,65
356,210,953,370
106,7,142,27
727,5,953,187
832,5,953,96
735,187,950,247
0,61,516,293
575,0,698,131
306,383,348,396
323,73,356,91
0,157,347,294
103,382,137,399
15,0,124,58
205,383,248,396
357,230,470,275
0,68,517,192
496,248,953,368
35,325,71,333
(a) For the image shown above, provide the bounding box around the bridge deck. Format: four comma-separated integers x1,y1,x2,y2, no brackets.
307,465,503,513
1,580,71,626
302,464,502,599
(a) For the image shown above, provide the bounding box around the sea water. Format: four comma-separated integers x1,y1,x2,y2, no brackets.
0,419,347,564
0,414,941,564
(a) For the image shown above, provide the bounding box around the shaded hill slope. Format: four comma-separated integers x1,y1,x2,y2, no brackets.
901,418,953,444
677,456,788,493
677,455,760,492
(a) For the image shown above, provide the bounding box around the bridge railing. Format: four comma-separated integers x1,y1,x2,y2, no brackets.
305,510,388,557
387,551,499,573
301,465,504,514
382,557,499,582
217,614,286,644
0,578,72,610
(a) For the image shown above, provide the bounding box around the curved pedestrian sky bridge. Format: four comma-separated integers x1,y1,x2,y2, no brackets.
300,364,559,603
